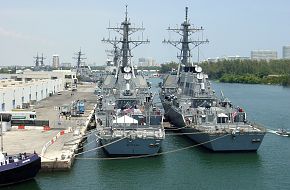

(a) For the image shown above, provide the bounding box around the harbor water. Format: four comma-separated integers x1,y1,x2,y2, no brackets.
3,79,290,190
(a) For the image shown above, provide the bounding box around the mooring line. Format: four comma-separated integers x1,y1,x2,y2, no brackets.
75,133,230,160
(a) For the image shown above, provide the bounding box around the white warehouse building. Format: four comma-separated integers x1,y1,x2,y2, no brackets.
0,70,77,111
1,70,77,89
0,78,62,111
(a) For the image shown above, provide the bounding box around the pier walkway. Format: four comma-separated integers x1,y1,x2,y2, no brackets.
3,84,98,171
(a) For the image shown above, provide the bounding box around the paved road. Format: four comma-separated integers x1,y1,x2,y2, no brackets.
3,129,59,155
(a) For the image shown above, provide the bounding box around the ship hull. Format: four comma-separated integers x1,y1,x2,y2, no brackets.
100,138,162,155
162,101,185,128
161,101,171,119
0,154,41,186
181,128,265,152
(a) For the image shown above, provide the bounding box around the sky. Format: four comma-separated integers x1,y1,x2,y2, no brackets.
0,0,290,66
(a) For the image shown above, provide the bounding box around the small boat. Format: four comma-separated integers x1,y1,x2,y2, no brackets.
276,129,290,137
0,152,41,186
0,113,41,186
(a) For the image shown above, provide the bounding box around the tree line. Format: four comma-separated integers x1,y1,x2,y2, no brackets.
159,62,179,73
200,59,290,86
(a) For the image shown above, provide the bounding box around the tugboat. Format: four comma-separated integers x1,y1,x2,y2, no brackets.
160,7,266,152
0,113,41,186
95,6,165,156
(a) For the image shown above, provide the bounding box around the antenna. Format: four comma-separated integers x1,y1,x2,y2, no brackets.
102,5,149,69
73,48,87,68
105,36,121,67
163,7,209,76
125,4,128,21
185,7,188,22
40,53,46,67
33,53,40,67
73,49,87,75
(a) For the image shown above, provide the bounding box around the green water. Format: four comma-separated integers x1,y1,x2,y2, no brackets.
3,80,290,190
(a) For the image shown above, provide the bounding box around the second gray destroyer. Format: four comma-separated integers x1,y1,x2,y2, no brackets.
95,6,165,156
160,7,266,152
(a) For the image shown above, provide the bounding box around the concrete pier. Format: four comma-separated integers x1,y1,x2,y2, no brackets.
2,84,98,171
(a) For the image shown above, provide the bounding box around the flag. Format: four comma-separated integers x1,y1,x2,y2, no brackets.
232,111,238,118
124,108,133,114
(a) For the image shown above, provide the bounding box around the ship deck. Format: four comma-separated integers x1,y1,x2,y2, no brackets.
188,122,266,134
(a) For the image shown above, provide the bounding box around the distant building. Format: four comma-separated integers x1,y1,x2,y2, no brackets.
206,56,250,63
138,58,146,66
251,50,277,61
0,76,64,111
61,62,72,68
226,56,250,61
52,55,60,68
0,70,77,102
138,57,160,67
282,46,290,59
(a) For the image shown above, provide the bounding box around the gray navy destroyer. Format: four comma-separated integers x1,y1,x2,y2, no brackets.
95,6,165,155
160,7,266,152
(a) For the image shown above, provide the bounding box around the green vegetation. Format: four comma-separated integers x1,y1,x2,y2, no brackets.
0,67,16,74
201,59,290,86
159,62,178,73
90,66,106,70
138,66,160,71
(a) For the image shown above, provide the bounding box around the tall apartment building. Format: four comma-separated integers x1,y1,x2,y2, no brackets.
138,57,159,67
52,55,60,68
282,46,290,59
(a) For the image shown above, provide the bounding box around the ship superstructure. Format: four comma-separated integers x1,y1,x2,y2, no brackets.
160,7,266,151
73,49,95,82
96,6,165,155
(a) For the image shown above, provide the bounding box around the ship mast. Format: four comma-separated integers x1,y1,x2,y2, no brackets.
34,53,46,67
113,41,120,67
40,53,46,67
34,53,40,67
105,37,120,67
73,49,87,75
163,7,208,73
102,5,149,69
